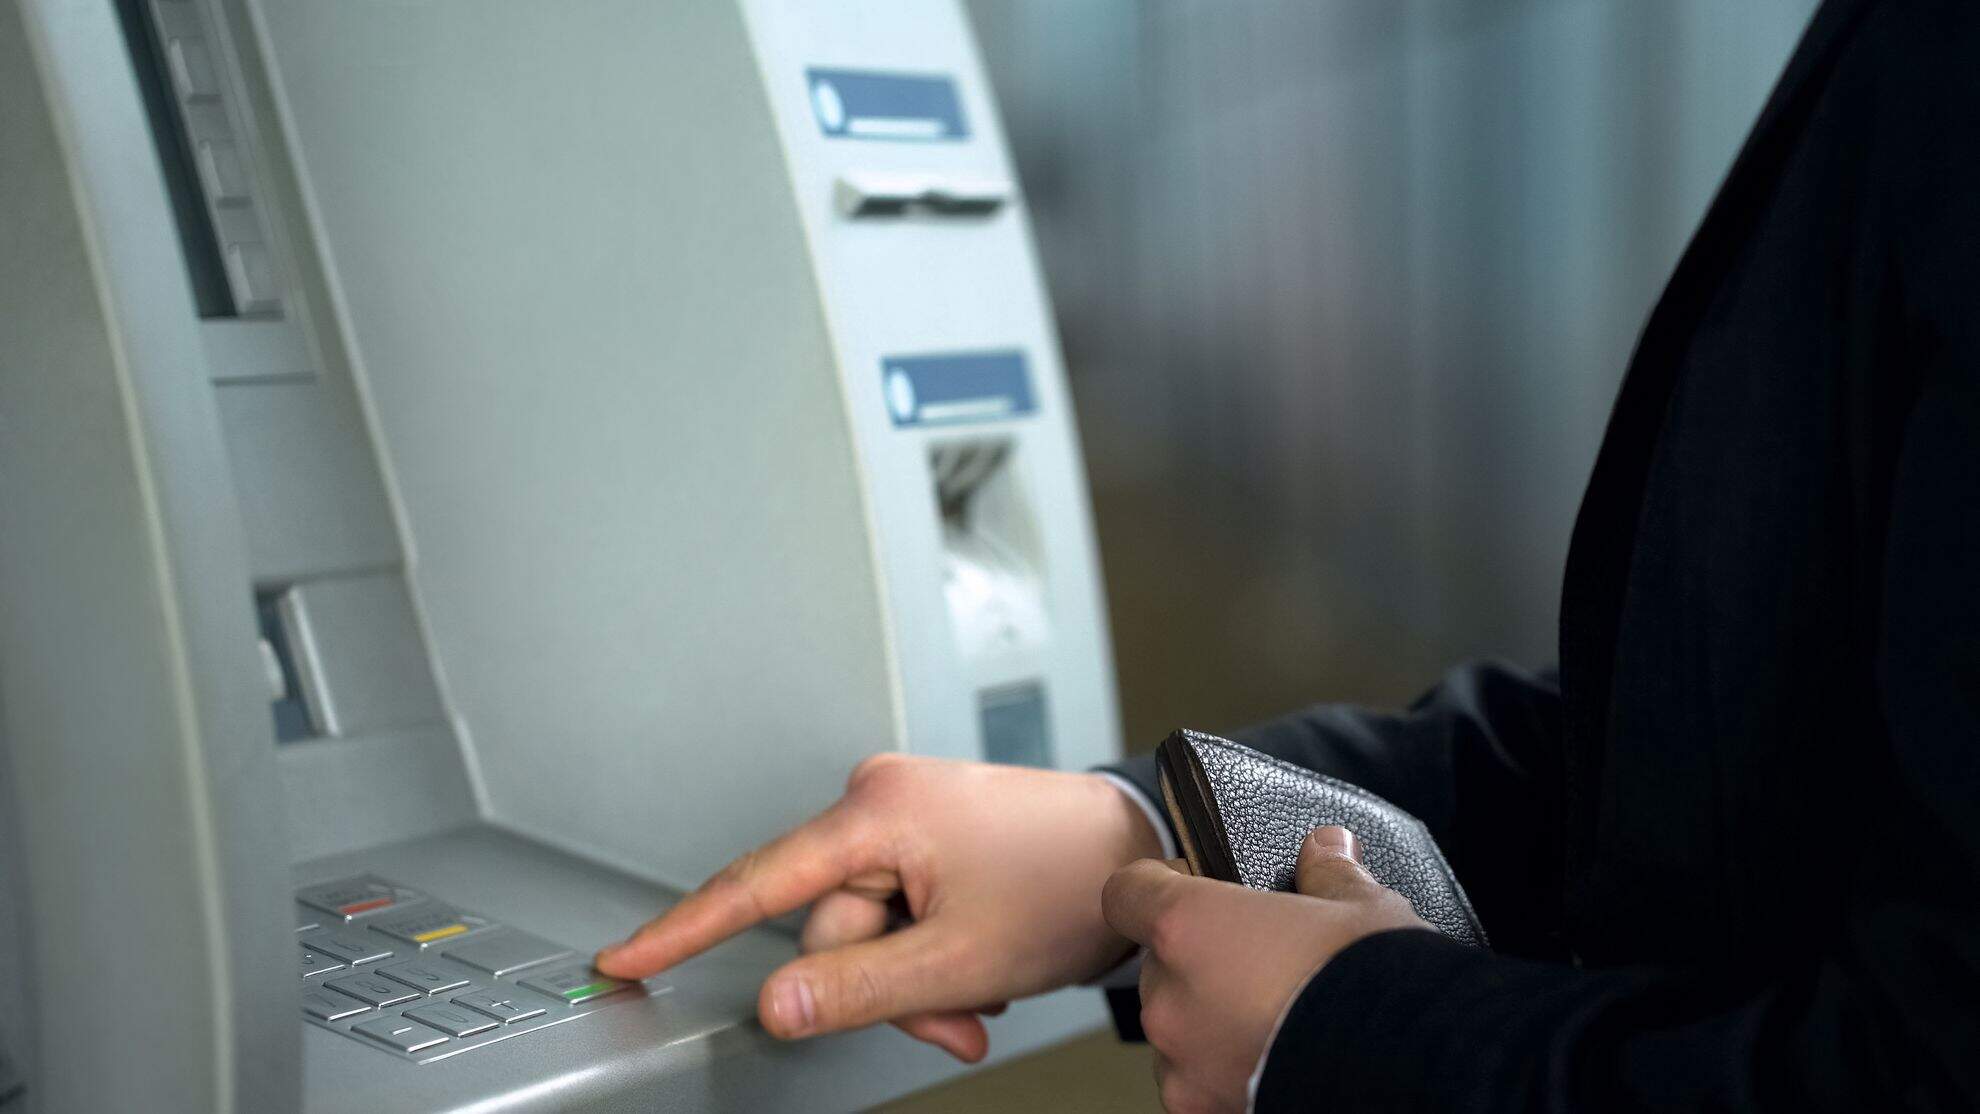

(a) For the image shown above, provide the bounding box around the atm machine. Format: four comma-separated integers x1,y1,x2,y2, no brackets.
0,0,1122,1109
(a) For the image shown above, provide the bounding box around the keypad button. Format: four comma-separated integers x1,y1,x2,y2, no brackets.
301,987,370,1022
442,930,570,978
404,1002,498,1038
350,1016,449,1054
325,972,423,1009
296,875,418,921
301,930,393,966
377,961,470,996
452,988,551,1025
370,906,494,948
299,949,346,979
518,966,631,1006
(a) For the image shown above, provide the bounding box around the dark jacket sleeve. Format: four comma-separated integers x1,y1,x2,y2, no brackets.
1254,337,1980,1114
1103,659,1566,957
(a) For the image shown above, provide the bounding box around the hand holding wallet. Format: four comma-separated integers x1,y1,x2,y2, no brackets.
1155,728,1488,947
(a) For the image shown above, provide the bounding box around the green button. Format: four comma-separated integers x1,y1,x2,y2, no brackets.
518,967,630,1005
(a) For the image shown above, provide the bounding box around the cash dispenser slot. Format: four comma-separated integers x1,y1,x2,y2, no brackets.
930,438,1049,660
257,591,316,741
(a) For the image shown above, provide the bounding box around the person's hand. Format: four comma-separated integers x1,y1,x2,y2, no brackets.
595,755,1164,1061
1102,827,1430,1114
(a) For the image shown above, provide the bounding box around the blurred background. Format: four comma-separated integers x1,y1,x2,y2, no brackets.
890,1,1816,1109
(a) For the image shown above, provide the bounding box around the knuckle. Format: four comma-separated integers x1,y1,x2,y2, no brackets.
1139,998,1179,1054
846,751,912,792
714,846,760,886
1161,1080,1207,1114
1306,849,1360,876
1302,853,1374,893
1147,905,1193,958
1342,864,1387,897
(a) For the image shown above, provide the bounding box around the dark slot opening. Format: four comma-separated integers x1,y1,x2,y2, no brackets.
112,0,235,318
255,590,316,742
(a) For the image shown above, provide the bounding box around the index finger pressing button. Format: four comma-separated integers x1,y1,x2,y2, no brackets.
603,807,881,977
518,966,632,1005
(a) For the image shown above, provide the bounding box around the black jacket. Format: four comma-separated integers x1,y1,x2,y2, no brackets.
1108,0,1980,1108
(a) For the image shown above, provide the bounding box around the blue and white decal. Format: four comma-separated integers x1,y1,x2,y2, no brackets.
807,68,969,142
883,351,1036,428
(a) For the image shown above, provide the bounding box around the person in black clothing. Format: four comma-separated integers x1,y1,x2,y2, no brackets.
596,0,1980,1109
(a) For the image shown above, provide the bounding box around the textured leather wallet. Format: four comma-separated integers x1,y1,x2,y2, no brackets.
1155,728,1488,947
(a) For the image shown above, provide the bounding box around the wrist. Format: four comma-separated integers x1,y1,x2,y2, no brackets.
1089,771,1168,863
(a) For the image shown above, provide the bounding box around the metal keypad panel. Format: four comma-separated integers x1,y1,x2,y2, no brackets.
294,874,653,1063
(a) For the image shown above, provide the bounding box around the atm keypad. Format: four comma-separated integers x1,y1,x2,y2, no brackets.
295,874,648,1063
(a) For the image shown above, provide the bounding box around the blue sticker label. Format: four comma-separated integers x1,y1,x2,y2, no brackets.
807,68,969,142
883,351,1036,428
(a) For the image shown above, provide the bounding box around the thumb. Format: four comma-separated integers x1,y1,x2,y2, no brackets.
756,922,971,1040
1294,826,1373,899
1101,857,1190,947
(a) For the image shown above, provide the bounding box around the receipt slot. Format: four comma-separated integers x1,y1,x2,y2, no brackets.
0,0,1119,1111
